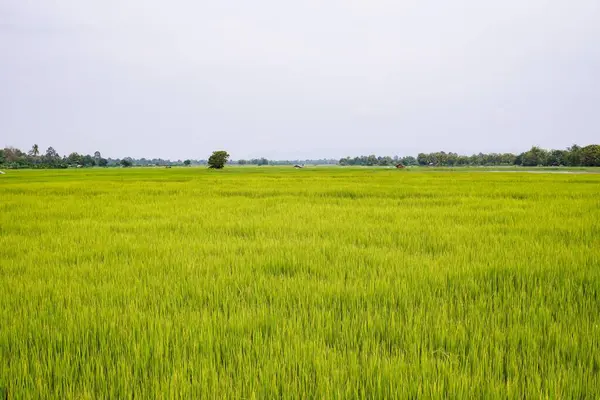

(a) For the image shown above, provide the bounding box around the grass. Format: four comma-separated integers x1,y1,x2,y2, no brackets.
1,167,599,398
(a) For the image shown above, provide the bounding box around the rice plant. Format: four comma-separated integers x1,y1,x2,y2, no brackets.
0,167,599,398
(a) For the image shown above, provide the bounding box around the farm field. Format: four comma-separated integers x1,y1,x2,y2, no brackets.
1,167,599,398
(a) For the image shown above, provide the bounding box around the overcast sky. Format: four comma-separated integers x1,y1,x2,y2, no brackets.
1,1,599,160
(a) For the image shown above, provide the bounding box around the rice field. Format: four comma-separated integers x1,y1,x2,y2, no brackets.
1,167,599,398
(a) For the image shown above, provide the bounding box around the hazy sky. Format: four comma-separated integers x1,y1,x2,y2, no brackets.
1,1,599,160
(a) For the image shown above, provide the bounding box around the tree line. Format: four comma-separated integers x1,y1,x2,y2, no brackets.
0,145,340,169
0,145,211,169
2,143,599,169
339,145,600,167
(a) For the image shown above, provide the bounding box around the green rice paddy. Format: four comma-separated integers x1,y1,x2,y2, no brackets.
1,167,599,398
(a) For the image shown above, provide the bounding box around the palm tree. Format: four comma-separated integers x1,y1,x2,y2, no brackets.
30,144,39,157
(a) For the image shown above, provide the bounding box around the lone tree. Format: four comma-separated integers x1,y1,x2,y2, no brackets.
208,151,230,169
184,159,191,166
29,144,40,157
